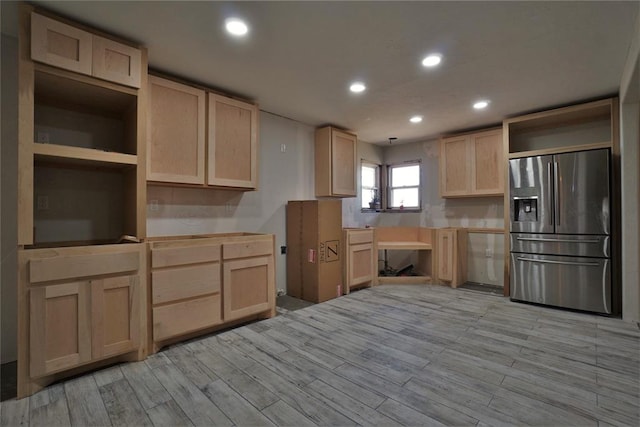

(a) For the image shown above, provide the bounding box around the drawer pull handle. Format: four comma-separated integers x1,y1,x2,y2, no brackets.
516,257,600,267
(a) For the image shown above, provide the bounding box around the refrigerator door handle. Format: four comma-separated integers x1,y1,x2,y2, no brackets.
547,162,554,226
553,161,560,227
515,237,601,244
516,256,600,267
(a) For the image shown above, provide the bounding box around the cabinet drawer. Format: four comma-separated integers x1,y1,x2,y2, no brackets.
152,263,220,305
153,294,221,341
223,240,272,260
151,243,220,268
349,230,373,245
29,251,139,284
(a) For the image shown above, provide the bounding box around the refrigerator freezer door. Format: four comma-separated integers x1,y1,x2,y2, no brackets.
554,149,610,235
510,253,611,314
509,155,554,233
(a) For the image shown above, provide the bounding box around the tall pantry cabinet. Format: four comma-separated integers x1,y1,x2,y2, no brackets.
16,5,148,398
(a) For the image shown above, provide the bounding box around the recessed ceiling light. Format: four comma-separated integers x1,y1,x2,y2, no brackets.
225,18,248,36
349,82,366,93
422,54,442,67
473,100,490,110
410,115,423,123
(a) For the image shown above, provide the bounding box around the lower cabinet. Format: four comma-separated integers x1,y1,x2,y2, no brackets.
436,228,468,287
18,244,145,398
30,274,140,377
343,228,376,293
148,233,275,350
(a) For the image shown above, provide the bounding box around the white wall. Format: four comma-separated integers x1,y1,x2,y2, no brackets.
1,34,18,363
148,111,316,293
619,10,640,322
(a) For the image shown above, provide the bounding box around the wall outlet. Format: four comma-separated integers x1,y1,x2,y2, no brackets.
280,143,286,153
36,132,50,144
280,245,287,255
485,248,493,258
149,199,159,211
37,195,49,211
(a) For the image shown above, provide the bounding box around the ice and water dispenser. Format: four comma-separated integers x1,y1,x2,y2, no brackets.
512,197,538,223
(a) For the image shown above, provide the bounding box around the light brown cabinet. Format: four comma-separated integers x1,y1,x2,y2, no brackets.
315,126,357,197
208,93,259,189
343,228,376,293
147,76,206,184
440,128,503,198
30,12,141,88
19,244,146,397
436,228,467,287
148,234,275,351
146,79,259,190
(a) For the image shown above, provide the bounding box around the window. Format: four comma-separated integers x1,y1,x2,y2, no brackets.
387,161,421,210
361,161,381,210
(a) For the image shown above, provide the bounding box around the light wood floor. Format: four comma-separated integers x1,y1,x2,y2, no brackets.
2,285,639,426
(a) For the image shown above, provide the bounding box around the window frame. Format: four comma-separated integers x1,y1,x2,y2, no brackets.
360,160,382,212
386,160,422,212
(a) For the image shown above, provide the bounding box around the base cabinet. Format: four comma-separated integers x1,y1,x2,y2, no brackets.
18,244,146,398
148,233,275,350
343,228,376,293
436,228,468,287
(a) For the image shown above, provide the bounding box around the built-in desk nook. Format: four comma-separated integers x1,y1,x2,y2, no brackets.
374,227,436,284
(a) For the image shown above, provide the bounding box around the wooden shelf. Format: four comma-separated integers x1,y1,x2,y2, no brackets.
505,99,612,131
33,143,137,168
508,141,611,159
377,241,432,250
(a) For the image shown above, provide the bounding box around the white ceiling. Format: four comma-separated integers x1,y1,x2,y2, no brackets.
3,1,638,144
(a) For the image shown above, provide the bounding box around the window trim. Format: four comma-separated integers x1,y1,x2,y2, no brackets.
360,160,381,212
386,160,422,212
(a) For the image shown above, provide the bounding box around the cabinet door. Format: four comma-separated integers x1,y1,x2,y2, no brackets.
31,12,93,76
470,129,503,195
437,230,455,281
91,275,139,359
30,282,91,377
92,36,141,88
148,76,206,184
223,256,274,321
331,129,357,196
440,135,470,197
347,243,375,288
207,94,258,189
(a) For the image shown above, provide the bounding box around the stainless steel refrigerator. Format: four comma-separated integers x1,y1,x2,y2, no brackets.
509,148,612,314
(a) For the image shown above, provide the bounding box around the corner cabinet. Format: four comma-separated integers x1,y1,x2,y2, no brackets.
440,128,503,198
315,126,357,197
146,76,259,190
147,76,206,184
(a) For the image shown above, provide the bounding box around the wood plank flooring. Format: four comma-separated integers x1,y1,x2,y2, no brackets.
2,285,639,426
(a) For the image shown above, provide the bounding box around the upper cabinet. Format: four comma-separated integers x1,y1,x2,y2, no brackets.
146,76,259,190
315,126,357,197
147,76,206,184
31,12,141,88
208,94,258,189
439,128,503,198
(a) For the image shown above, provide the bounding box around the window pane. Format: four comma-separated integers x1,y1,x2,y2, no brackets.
390,188,419,208
391,165,419,186
362,188,375,208
361,166,376,188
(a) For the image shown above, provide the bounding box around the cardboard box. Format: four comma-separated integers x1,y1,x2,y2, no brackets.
286,200,343,303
